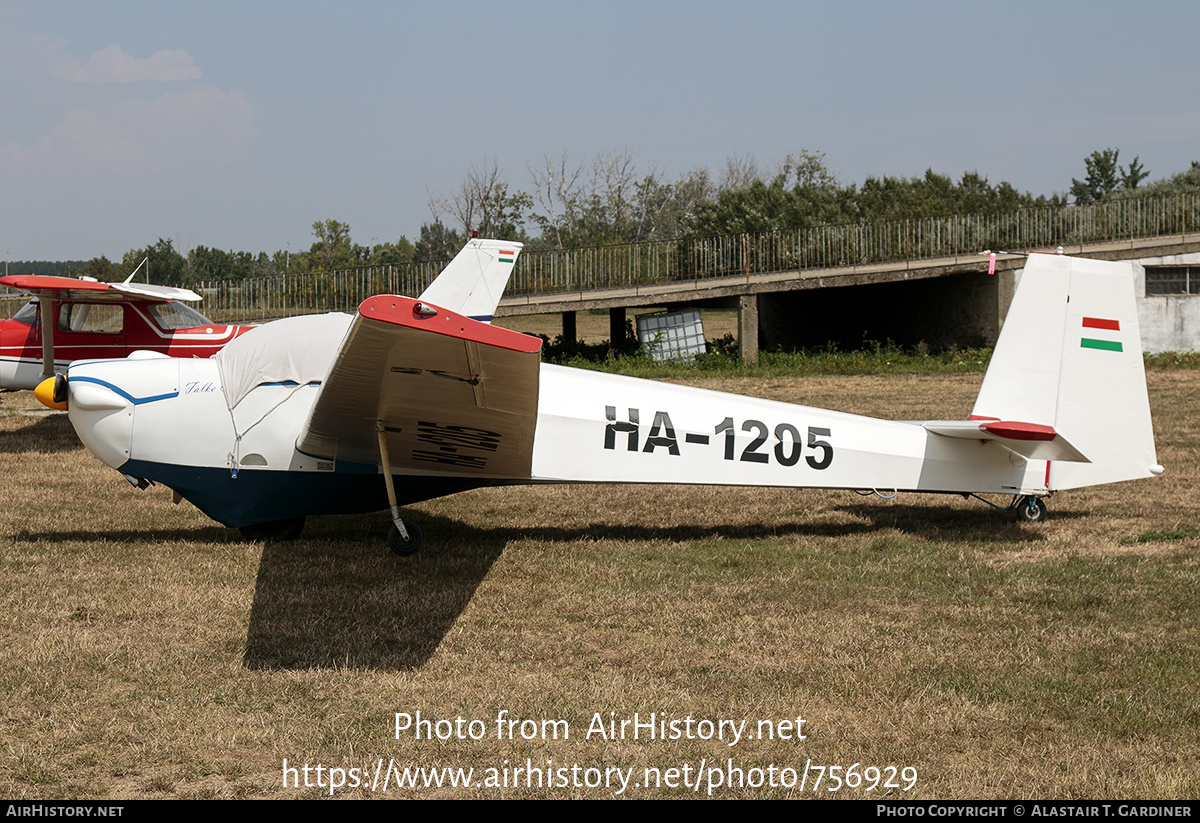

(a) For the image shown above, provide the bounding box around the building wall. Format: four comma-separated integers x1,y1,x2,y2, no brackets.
1131,252,1200,353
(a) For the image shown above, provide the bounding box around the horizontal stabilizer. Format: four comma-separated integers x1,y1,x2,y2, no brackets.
923,419,1090,463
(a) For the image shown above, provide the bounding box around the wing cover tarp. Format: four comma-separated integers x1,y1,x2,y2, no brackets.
296,296,542,478
213,312,354,409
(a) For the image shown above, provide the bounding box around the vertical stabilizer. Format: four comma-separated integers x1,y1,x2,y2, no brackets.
418,239,522,323
972,254,1160,490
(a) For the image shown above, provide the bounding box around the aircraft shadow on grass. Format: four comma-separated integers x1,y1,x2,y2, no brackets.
239,506,1046,671
835,500,1078,542
11,500,1066,672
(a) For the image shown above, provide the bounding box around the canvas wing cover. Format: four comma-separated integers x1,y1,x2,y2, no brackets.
296,296,542,479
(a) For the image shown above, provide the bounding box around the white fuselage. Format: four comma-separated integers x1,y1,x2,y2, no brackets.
64,354,1049,529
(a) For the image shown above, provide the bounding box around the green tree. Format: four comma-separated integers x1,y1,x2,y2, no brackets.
188,246,232,281
435,160,531,241
309,219,355,271
1121,160,1200,197
1122,155,1149,190
1071,148,1154,202
119,238,187,285
855,169,1042,221
84,256,115,280
1071,148,1123,203
366,238,416,267
689,151,853,236
527,152,713,247
413,221,463,263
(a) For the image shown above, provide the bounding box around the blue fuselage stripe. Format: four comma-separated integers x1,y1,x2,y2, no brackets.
70,375,178,404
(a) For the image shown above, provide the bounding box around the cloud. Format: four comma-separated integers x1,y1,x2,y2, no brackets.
0,87,253,175
56,44,201,83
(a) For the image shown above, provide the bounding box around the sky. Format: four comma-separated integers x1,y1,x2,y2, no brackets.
3,0,1200,262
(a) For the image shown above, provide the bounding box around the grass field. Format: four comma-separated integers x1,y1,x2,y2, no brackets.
1,367,1197,799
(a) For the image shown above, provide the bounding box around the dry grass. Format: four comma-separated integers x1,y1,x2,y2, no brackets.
1,369,1198,799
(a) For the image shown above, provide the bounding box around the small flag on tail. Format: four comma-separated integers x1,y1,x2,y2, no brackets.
1080,317,1122,352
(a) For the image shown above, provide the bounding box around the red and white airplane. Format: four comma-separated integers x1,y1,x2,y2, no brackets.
40,247,1163,550
0,274,252,391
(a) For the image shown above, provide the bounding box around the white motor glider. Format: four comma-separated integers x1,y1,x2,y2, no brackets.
41,248,1162,550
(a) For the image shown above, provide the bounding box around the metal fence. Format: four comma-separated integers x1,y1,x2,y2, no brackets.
191,259,448,323
86,192,1200,323
503,193,1200,297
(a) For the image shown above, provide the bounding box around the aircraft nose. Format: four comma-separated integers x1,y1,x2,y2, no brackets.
62,370,136,470
34,375,68,411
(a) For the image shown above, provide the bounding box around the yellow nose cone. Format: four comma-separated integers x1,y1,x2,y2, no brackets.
34,376,67,411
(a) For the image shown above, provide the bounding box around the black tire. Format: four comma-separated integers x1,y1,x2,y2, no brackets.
387,522,422,556
239,517,306,541
1013,496,1047,523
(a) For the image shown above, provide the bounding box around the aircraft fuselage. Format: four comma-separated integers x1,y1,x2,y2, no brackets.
64,355,1052,529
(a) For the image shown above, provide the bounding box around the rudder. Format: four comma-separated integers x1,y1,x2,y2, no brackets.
418,239,522,323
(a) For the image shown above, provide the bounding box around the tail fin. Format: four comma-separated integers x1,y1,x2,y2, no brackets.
971,253,1161,490
417,239,522,323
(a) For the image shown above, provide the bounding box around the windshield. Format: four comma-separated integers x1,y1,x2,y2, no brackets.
11,300,38,326
146,301,213,330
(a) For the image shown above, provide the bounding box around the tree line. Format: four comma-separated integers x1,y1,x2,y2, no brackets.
35,147,1200,287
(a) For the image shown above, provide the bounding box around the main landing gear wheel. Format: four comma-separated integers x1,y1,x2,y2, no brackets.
387,522,422,556
239,517,306,541
1013,496,1047,523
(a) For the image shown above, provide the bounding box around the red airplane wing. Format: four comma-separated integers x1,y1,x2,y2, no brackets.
0,275,201,303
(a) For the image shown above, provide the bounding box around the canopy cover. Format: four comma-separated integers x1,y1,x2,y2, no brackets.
212,312,353,409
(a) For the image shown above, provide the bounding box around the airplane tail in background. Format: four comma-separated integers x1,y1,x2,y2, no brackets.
417,239,522,323
968,253,1161,491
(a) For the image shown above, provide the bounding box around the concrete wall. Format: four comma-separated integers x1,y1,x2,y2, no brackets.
1132,252,1200,353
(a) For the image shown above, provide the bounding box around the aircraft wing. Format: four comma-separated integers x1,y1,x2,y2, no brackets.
922,419,1089,463
296,295,543,478
0,275,202,303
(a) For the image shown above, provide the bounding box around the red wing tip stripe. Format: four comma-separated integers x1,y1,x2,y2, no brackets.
358,295,542,353
968,415,1000,422
982,421,1058,442
1082,317,1120,331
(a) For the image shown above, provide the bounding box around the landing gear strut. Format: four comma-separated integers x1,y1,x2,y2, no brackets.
377,421,420,556
1012,495,1047,523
